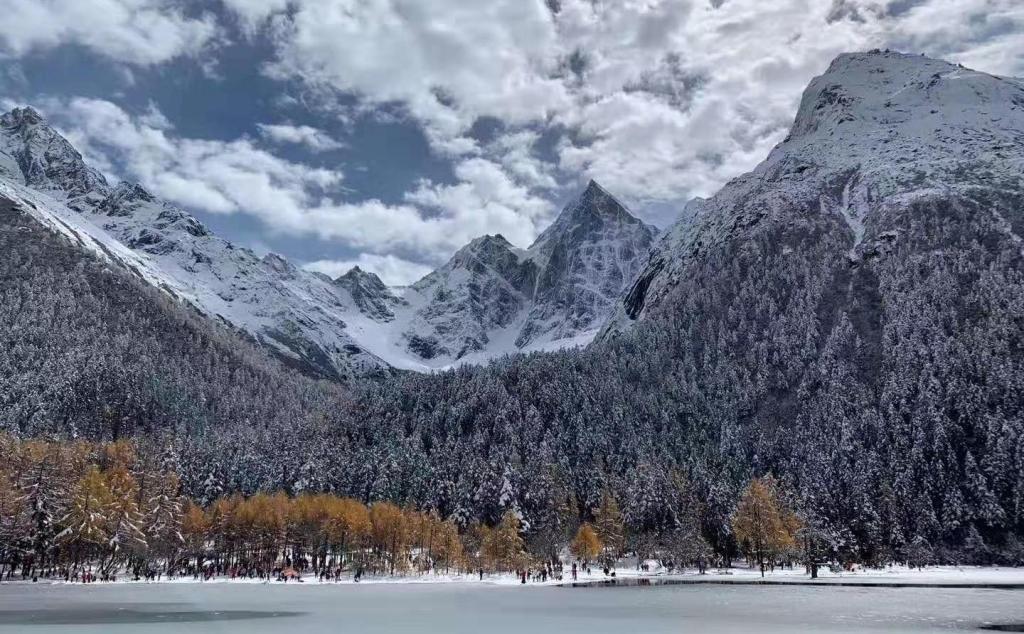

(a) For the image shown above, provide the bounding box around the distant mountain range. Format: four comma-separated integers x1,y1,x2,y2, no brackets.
0,108,654,379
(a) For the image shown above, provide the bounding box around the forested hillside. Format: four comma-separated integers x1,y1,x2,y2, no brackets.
0,195,349,442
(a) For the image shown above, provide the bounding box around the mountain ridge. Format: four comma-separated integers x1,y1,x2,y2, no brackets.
0,110,655,376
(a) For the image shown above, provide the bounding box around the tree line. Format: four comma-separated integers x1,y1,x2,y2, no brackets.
0,434,814,582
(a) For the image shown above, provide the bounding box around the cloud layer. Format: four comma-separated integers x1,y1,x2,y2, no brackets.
238,0,1024,206
257,123,344,152
0,0,218,65
44,98,553,267
6,0,1022,282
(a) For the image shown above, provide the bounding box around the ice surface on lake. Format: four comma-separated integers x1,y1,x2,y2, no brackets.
1,582,1022,633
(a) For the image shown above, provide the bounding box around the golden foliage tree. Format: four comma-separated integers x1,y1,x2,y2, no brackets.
370,502,409,574
570,523,602,564
731,476,801,577
62,466,113,566
430,517,464,573
323,496,371,569
481,510,527,572
180,501,209,565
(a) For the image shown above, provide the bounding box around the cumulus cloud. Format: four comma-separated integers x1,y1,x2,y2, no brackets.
0,0,219,65
257,0,570,147
42,98,552,264
257,123,344,152
302,254,432,286
227,0,1024,218
404,158,553,249
49,96,341,222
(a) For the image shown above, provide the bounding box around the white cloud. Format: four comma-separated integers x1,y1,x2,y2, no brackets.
404,158,553,249
257,0,570,147
257,123,344,152
227,0,1024,221
488,131,557,190
302,254,432,286
42,98,552,263
49,97,342,226
0,0,219,66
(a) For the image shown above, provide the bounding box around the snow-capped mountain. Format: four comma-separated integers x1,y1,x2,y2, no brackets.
386,180,657,366
0,106,392,380
603,50,1024,334
0,107,655,376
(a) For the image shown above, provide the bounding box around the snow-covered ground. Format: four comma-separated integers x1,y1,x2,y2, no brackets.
20,563,1024,588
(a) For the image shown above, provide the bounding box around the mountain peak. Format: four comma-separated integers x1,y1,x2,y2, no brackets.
336,265,400,322
0,106,109,201
262,252,297,276
337,265,386,288
0,106,45,128
470,233,512,248
529,180,648,255
579,178,626,214
785,49,1010,146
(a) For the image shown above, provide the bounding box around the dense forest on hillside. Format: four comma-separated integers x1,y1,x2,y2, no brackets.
2,193,1023,568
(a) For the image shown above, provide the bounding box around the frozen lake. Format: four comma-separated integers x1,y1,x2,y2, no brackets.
1,582,1022,633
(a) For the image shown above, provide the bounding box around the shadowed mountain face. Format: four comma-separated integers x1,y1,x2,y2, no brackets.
0,108,656,376
596,51,1024,547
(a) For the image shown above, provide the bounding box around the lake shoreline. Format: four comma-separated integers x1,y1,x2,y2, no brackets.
6,565,1024,590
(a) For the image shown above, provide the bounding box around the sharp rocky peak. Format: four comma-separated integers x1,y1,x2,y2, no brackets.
0,106,109,202
568,179,634,223
337,265,387,290
529,178,651,255
262,252,298,276
0,106,45,128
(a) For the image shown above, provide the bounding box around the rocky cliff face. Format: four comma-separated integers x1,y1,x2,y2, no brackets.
518,180,656,348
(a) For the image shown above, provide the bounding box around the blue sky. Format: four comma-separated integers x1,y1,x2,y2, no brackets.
2,0,1021,284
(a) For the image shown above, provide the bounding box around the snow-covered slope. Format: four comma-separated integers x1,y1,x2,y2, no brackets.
0,107,655,376
603,50,1024,334
0,107,391,381
381,180,657,368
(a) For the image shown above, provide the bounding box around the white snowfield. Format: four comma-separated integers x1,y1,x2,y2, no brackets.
0,107,654,377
